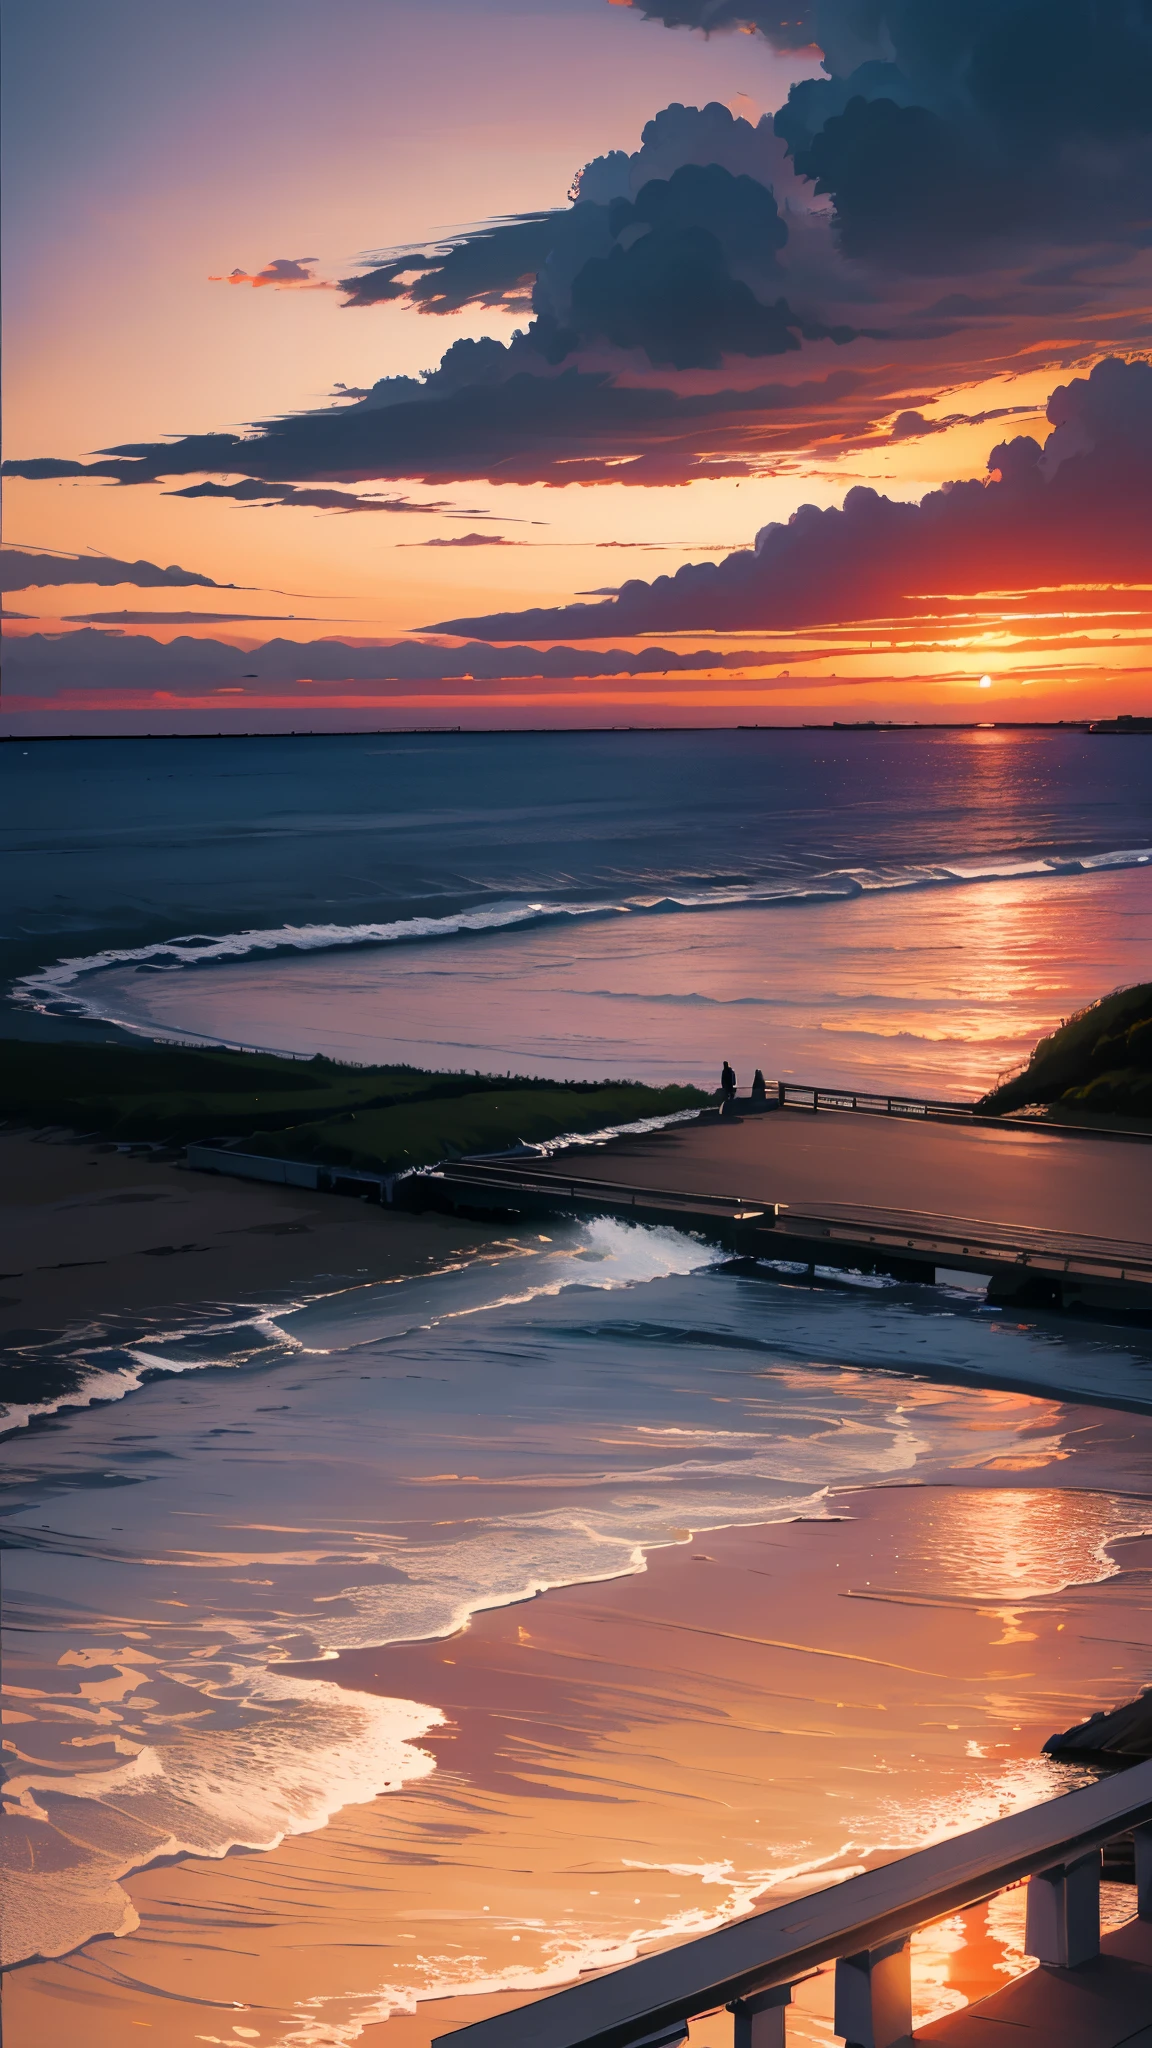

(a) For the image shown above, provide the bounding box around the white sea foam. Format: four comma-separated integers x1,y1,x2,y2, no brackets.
15,844,1152,1032
2,1672,443,1968
0,1299,316,1436
273,1213,720,1352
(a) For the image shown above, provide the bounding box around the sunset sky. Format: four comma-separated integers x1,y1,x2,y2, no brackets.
4,0,1152,730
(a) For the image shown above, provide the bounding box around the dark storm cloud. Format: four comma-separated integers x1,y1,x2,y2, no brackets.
1,365,867,491
0,546,239,591
341,215,572,313
344,103,802,322
10,0,1152,511
343,159,859,373
563,164,867,369
630,2,1152,267
425,357,1152,638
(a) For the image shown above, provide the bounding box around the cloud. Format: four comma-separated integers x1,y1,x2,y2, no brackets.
9,41,1152,503
0,546,239,592
211,256,336,290
424,356,1152,638
3,628,835,698
406,533,523,547
341,218,562,314
163,479,470,514
2,361,870,490
343,102,807,320
884,403,1037,443
60,610,336,626
340,112,863,374
630,3,1152,269
563,163,854,370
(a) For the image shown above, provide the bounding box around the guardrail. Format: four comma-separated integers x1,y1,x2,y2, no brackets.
765,1082,975,1119
434,1761,1152,2048
424,1164,1152,1289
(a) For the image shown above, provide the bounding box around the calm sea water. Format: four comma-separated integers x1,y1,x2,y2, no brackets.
4,730,1152,2038
6,727,1152,1089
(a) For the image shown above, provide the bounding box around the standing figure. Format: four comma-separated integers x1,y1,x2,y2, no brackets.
750,1068,767,1104
721,1060,737,1099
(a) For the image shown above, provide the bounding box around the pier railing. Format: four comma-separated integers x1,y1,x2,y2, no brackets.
434,1761,1152,2048
747,1082,977,1120
425,1161,1152,1291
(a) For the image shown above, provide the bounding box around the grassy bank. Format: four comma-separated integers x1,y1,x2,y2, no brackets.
979,980,1152,1118
0,1038,708,1170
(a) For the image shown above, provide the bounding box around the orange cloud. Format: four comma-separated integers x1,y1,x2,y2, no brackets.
211,256,335,291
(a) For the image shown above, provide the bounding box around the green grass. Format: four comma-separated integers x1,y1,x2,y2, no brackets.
251,1083,704,1175
979,981,1152,1117
0,1037,708,1164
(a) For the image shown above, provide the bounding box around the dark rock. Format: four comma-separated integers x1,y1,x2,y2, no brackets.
1044,1686,1152,1761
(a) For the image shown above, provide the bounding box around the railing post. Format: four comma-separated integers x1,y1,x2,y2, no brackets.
833,1937,911,2046
1025,1847,1101,1965
1135,1822,1152,1919
729,1983,790,2047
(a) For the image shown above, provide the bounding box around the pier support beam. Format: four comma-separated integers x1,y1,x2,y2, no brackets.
729,1982,791,2046
1025,1847,1101,1965
833,1937,912,2047
1135,1822,1152,1919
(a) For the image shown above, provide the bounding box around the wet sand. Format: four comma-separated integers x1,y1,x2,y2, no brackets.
536,1108,1152,1242
0,1130,495,1377
9,1431,1152,2048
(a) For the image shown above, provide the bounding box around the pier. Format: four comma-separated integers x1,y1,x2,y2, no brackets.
433,1761,1152,2048
422,1092,1152,1313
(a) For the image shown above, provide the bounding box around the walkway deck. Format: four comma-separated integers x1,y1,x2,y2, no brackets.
519,1107,1152,1247
425,1107,1152,1308
921,1915,1152,2044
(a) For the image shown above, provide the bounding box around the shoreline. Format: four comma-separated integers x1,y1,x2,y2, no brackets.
8,1120,1152,1432
9,1461,1152,2046
0,1128,501,1424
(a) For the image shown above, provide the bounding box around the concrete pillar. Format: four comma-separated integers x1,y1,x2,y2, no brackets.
729,1982,791,2047
833,1937,912,2047
1135,1823,1152,1920
1025,1848,1101,1966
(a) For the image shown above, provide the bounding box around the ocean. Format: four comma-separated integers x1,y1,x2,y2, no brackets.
6,727,1152,1088
3,727,1152,2044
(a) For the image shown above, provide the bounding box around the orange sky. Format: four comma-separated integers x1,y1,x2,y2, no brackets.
4,0,1151,728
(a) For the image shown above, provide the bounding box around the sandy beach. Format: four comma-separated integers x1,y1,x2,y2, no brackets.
0,1130,497,1416
5,1099,1152,2048
8,1403,1152,2048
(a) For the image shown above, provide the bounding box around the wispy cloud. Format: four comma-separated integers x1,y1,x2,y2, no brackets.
1,545,240,592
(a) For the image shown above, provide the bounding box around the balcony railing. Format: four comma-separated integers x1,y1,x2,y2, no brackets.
434,1761,1152,2048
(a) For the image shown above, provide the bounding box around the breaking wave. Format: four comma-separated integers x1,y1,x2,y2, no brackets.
15,844,1152,1028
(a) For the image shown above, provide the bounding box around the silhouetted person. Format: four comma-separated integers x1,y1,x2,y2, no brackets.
750,1068,767,1104
721,1060,736,1099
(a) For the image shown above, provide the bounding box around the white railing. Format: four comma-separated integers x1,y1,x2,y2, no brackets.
433,1761,1152,2048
